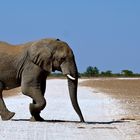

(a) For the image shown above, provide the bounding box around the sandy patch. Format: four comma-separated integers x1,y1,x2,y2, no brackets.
3,87,21,98
80,78,140,98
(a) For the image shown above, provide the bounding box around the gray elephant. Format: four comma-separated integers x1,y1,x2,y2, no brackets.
0,38,84,122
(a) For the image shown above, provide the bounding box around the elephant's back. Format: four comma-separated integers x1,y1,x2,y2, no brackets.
0,41,23,54
0,41,14,49
0,41,11,45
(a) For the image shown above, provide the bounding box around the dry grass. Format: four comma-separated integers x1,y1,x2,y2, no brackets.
80,78,140,120
80,78,140,98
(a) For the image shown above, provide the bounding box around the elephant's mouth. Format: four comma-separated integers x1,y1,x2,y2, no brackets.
60,63,76,80
52,67,75,80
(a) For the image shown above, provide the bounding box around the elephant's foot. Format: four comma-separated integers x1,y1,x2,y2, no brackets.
30,115,44,122
1,111,15,120
29,103,45,122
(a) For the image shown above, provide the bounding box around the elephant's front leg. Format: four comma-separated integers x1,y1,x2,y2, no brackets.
21,64,47,121
22,86,46,121
31,79,46,121
30,91,46,122
31,100,45,121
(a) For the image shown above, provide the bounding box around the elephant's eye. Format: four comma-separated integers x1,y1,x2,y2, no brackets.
61,57,65,62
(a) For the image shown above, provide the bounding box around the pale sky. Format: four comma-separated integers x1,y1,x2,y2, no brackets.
0,0,140,73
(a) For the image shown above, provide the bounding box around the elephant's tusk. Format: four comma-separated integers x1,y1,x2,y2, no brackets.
67,74,76,80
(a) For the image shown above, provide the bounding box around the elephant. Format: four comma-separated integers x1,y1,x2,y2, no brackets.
0,38,85,122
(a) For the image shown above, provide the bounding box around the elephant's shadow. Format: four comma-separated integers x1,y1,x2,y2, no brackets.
11,119,126,124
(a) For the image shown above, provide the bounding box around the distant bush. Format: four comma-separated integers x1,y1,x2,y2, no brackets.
84,66,99,77
80,66,140,78
49,72,64,78
100,70,112,77
121,70,133,77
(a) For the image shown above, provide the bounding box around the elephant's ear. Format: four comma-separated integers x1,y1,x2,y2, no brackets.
28,43,53,73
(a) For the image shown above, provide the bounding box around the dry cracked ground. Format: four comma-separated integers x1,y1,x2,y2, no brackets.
0,78,140,140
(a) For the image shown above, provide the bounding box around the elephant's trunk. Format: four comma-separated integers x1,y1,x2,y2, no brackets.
61,57,84,122
67,77,84,122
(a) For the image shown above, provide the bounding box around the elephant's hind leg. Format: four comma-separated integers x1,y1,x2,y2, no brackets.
0,82,15,120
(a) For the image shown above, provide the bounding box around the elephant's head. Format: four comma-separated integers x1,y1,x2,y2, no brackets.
28,38,84,122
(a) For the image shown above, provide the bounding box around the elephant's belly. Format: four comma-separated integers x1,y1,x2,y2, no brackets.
0,71,21,90
4,80,21,90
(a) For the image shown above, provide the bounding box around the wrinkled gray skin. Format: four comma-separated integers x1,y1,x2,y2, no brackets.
0,38,84,122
